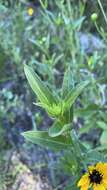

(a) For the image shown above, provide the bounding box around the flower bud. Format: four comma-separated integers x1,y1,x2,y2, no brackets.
91,13,98,22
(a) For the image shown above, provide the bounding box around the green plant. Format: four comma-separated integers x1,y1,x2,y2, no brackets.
1,0,107,189
21,0,107,189
22,64,106,189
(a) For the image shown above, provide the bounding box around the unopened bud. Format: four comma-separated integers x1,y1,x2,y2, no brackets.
91,13,98,22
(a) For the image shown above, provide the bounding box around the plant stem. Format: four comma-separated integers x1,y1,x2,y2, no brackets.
66,0,73,21
97,0,107,25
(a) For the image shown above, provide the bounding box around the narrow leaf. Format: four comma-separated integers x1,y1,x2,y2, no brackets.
63,81,89,112
62,67,74,98
24,64,57,105
22,131,72,150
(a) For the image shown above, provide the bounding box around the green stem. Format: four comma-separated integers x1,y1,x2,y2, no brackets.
94,21,106,41
97,0,107,25
95,22,102,36
66,0,73,21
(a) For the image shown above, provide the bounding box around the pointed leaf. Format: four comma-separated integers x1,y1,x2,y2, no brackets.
62,67,74,98
22,131,72,150
72,16,85,30
24,64,58,106
63,81,89,112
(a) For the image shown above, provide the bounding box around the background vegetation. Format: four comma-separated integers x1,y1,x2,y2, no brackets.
1,0,107,189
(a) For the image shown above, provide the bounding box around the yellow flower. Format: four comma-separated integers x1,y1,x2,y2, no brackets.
77,162,107,190
27,7,34,16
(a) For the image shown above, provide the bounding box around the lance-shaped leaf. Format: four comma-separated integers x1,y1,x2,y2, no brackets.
61,67,74,99
22,131,72,151
62,81,89,112
24,64,58,106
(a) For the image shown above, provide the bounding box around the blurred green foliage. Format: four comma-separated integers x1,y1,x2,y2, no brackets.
0,0,107,188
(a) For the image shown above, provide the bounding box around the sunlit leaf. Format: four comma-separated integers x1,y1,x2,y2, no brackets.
24,64,58,106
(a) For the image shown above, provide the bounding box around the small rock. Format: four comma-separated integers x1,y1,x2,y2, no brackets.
8,151,52,190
